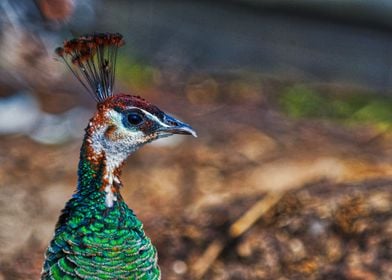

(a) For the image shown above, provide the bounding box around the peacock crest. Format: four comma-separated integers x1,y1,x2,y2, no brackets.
55,33,124,102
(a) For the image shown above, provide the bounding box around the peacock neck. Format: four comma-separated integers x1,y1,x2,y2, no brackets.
43,136,161,279
76,134,125,208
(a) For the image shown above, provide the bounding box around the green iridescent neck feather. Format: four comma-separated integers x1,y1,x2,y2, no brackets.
41,139,160,280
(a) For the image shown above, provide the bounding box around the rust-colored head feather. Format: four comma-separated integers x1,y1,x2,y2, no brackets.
56,33,124,102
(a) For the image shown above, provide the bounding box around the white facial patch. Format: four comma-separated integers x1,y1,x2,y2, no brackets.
91,109,145,170
88,108,175,208
89,109,148,207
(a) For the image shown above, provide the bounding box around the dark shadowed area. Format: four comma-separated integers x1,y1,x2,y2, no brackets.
0,1,391,279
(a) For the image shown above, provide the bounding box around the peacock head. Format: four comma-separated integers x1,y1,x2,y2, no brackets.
56,33,196,169
86,94,196,168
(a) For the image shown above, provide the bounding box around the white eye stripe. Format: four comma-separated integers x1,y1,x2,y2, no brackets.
129,107,170,128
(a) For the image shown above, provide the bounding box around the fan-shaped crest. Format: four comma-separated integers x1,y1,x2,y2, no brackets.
56,33,125,102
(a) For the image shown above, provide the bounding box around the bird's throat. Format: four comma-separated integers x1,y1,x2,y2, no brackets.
77,137,124,208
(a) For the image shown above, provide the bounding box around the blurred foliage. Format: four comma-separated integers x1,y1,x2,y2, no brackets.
116,53,155,90
279,85,392,130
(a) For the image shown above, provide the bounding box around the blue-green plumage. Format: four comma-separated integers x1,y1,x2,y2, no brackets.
42,33,196,280
42,144,160,279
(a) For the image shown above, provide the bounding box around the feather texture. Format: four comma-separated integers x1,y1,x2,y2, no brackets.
56,33,124,102
41,142,160,279
42,33,195,280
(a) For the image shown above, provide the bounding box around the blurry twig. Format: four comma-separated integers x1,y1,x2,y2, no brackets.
191,239,224,280
191,191,284,279
229,191,284,238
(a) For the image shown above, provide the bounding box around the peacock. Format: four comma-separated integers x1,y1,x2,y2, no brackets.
41,33,196,279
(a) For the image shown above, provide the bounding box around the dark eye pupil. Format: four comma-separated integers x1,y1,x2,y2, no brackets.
127,113,143,125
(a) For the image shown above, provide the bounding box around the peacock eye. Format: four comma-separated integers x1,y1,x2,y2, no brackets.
127,112,144,126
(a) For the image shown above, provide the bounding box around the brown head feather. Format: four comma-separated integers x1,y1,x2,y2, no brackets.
56,33,125,102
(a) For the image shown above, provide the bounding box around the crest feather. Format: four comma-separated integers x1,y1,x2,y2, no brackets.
56,33,125,102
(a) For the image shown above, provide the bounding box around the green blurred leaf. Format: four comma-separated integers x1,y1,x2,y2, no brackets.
279,85,327,118
116,54,155,89
279,85,392,130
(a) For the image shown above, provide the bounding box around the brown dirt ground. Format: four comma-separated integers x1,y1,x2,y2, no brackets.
0,84,391,280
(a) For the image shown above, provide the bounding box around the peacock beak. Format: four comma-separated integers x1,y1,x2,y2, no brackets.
158,114,197,138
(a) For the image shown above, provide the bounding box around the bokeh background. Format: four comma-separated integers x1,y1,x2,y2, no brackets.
0,1,392,279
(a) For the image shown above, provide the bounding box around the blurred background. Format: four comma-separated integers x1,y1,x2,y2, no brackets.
0,0,391,279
